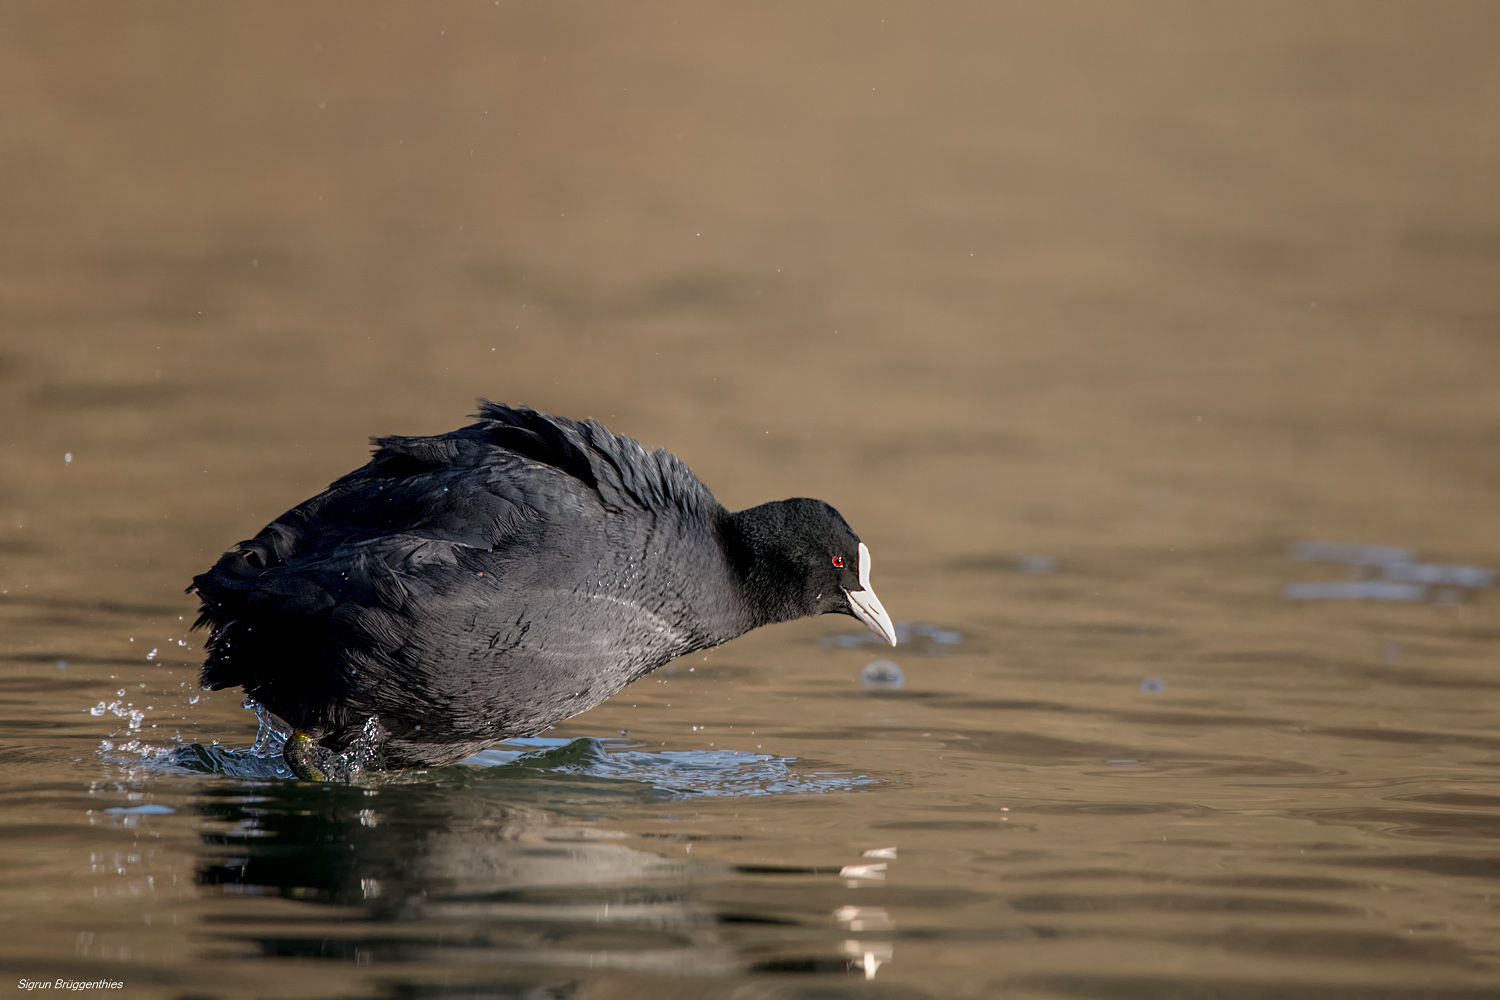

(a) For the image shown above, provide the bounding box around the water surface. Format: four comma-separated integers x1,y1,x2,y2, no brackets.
3,4,1500,997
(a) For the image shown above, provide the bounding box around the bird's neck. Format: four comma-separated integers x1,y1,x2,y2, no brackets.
717,503,810,630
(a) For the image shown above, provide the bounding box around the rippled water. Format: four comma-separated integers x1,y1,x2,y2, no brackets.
4,4,1500,998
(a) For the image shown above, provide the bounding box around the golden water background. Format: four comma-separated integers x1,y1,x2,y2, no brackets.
2,4,1500,997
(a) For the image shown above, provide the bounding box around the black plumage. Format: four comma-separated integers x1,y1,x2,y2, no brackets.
191,402,895,775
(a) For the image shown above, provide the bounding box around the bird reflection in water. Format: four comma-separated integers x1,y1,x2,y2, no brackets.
193,774,896,985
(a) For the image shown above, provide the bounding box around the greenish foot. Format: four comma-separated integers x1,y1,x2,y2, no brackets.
283,731,355,781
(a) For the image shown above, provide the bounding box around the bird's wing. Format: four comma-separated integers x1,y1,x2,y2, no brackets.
190,440,583,629
467,401,720,520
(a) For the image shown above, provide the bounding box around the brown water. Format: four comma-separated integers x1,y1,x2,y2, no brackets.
4,4,1500,997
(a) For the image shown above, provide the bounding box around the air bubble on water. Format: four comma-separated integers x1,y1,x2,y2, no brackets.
1018,554,1056,574
861,660,905,691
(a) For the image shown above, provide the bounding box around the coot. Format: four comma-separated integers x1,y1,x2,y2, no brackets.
191,402,895,778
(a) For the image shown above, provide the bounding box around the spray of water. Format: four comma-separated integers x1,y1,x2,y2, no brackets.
244,697,292,759
346,715,389,775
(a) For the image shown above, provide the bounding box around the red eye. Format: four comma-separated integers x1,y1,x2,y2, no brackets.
832,556,844,568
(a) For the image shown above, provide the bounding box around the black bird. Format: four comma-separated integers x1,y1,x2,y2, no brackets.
191,402,896,779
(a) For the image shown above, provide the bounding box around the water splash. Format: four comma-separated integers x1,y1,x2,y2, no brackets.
88,699,145,731
159,743,292,778
110,697,299,778
245,697,291,758
347,715,389,774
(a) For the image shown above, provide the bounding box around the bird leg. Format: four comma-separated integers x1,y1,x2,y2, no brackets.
282,732,355,781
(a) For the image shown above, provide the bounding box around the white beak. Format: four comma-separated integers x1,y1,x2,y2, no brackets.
843,542,897,646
